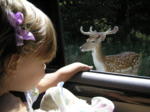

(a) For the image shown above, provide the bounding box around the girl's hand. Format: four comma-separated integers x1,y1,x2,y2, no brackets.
37,62,92,93
56,62,93,76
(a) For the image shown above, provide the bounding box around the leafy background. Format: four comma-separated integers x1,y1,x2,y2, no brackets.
58,0,150,76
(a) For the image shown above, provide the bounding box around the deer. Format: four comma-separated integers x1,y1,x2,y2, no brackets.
80,26,141,75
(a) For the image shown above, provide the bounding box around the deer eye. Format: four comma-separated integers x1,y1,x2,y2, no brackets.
91,40,95,43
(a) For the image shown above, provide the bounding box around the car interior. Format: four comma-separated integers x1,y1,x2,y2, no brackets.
30,0,150,112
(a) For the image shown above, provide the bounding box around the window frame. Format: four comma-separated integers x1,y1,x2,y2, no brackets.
64,71,150,106
30,0,150,109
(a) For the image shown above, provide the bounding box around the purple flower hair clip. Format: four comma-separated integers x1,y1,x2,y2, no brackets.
7,11,35,46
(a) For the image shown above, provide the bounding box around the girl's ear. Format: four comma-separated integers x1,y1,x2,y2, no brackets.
7,54,21,71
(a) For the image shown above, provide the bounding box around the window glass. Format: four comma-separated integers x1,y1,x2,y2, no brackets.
58,0,150,76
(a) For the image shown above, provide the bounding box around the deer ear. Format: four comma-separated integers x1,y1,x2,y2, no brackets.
6,54,21,71
96,36,103,42
101,36,106,41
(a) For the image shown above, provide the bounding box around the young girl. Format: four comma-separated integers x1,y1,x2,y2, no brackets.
0,0,92,111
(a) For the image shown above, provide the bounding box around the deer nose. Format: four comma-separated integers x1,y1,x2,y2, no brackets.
80,46,87,52
80,46,84,50
80,46,84,51
80,46,82,49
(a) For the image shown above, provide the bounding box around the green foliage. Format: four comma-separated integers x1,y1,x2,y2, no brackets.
58,0,150,76
139,56,150,76
134,30,150,41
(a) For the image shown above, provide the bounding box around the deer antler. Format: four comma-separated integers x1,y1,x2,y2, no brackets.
80,26,96,34
80,26,119,38
80,26,100,37
104,26,119,35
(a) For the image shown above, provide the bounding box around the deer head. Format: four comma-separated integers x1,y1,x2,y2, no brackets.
80,26,119,52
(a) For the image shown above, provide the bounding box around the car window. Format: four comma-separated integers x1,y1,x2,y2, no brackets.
27,1,150,111
58,0,150,77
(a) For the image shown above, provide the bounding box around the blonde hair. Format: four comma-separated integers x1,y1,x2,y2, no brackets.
0,0,57,79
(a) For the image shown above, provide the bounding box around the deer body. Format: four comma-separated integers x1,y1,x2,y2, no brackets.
80,26,141,74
